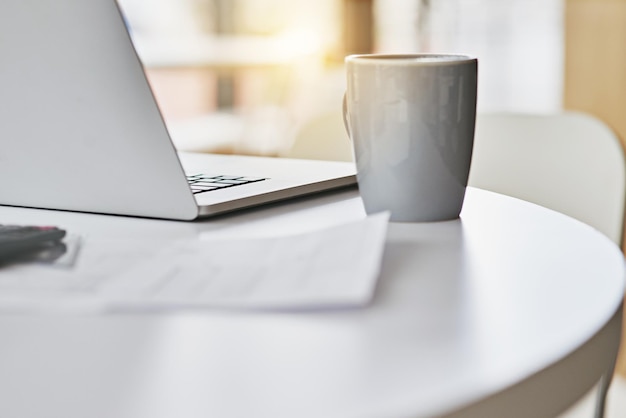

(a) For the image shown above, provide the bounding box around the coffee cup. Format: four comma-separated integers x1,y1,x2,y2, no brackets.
343,54,478,222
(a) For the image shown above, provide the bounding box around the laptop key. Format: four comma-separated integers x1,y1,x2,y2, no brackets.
192,185,220,191
193,182,233,188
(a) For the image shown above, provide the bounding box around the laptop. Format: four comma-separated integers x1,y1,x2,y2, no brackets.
0,0,356,220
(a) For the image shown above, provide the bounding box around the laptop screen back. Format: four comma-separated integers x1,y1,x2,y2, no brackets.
0,0,198,219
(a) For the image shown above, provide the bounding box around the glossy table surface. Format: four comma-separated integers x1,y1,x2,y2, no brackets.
0,187,623,418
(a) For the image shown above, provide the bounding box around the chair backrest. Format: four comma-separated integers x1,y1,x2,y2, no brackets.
468,112,626,245
286,111,354,162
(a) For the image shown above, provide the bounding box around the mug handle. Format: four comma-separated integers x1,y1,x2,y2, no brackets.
342,92,352,140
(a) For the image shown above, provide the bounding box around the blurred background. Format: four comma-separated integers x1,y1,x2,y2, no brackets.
117,0,625,160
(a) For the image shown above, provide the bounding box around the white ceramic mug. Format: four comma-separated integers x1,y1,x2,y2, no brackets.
344,54,478,222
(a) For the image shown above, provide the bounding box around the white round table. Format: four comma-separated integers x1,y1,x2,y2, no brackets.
0,187,622,418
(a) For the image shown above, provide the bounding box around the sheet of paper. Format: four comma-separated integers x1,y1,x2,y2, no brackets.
0,213,389,312
100,212,390,310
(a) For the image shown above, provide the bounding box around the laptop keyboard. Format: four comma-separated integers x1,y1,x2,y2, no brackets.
186,174,267,195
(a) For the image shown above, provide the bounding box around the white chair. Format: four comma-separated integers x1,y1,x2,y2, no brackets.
469,112,626,246
468,112,626,418
285,111,354,162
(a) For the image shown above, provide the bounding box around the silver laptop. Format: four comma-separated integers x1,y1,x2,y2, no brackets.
0,0,356,220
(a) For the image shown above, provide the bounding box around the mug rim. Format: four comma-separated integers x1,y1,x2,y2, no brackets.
345,53,477,66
